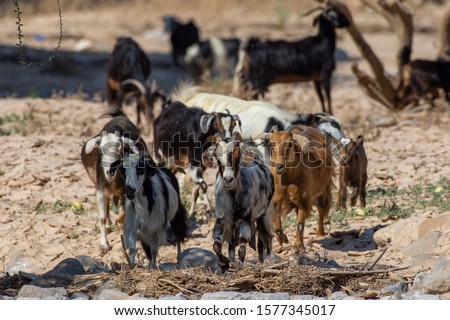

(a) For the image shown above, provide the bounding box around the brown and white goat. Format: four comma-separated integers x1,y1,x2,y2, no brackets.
81,108,146,252
335,135,368,210
257,125,334,251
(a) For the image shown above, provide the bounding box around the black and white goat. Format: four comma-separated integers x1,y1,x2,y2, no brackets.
153,100,241,216
184,37,241,80
233,8,350,114
106,37,165,130
163,16,200,67
81,108,146,253
110,151,188,268
203,132,274,264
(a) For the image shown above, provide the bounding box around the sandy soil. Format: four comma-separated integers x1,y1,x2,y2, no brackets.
0,0,449,280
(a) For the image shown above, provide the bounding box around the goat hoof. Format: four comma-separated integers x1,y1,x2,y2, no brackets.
99,243,111,254
276,232,289,245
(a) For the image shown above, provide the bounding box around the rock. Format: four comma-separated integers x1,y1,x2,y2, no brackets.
418,215,450,238
5,251,43,275
97,289,130,300
93,280,117,300
402,291,442,300
158,262,181,271
0,295,14,300
30,258,87,287
418,259,450,294
70,292,90,300
373,217,423,247
76,255,110,273
130,293,156,300
326,260,341,268
159,293,186,300
403,231,442,258
409,254,436,269
201,291,290,300
17,285,67,300
179,247,219,271
381,282,408,295
290,294,317,300
331,291,348,300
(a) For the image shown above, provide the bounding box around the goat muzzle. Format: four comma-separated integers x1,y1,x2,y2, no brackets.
125,185,136,200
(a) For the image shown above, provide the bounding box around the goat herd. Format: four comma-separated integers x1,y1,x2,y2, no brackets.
80,7,369,269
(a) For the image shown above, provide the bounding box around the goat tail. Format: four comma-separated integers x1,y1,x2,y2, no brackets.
170,199,189,243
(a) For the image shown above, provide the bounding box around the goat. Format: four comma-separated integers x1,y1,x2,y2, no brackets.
203,132,274,264
400,58,450,103
172,85,345,162
334,135,368,210
233,8,350,114
153,101,241,216
184,37,241,80
109,150,188,269
81,108,146,253
163,16,200,67
256,125,334,251
106,37,164,130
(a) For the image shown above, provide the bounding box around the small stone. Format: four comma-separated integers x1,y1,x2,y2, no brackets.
381,282,408,295
159,293,186,300
17,285,67,300
420,259,450,294
98,289,130,300
331,291,348,300
93,280,117,300
70,292,90,300
179,247,219,271
201,291,290,300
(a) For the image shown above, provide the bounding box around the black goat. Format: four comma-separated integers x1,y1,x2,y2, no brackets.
81,108,147,253
400,58,450,103
184,37,241,80
233,8,349,115
106,37,164,130
153,101,240,216
163,16,200,67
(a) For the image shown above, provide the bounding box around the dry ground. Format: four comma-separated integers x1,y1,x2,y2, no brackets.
0,0,449,293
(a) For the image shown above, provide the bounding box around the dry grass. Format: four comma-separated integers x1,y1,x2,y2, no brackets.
67,261,397,299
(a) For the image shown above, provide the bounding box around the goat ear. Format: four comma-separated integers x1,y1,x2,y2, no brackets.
202,145,217,168
200,114,215,134
232,131,243,142
214,132,223,142
84,136,102,154
355,134,365,146
270,125,279,133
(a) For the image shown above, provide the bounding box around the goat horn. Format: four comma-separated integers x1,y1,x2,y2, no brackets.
292,133,310,154
122,79,147,95
121,136,139,154
300,5,325,17
150,79,159,92
253,132,270,141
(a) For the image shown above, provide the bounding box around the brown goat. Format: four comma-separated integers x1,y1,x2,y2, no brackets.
335,135,368,210
258,125,334,251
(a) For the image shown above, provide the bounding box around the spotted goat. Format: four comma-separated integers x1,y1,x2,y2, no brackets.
203,132,274,264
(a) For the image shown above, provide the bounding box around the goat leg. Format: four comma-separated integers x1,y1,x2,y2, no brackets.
238,220,251,263
360,173,368,208
350,186,358,207
96,190,111,253
295,208,309,252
